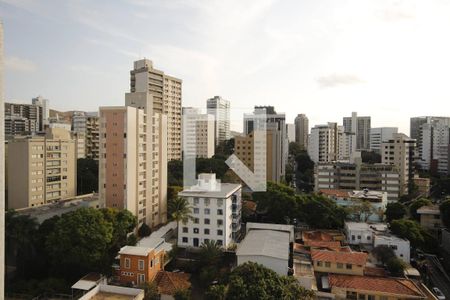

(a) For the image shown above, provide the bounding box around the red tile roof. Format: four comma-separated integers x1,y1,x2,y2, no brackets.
302,230,343,242
311,250,368,266
319,189,349,198
329,274,425,298
304,240,341,250
154,271,191,295
364,266,387,277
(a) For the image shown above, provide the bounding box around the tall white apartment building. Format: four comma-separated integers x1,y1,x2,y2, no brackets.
177,173,242,249
130,59,182,161
286,123,295,143
7,128,77,209
419,121,450,174
207,96,230,146
182,107,215,158
1,20,5,296
308,123,339,163
294,114,309,149
370,127,398,153
32,95,49,126
381,133,416,195
343,112,371,151
99,92,168,228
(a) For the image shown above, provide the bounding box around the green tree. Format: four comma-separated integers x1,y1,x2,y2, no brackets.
141,281,159,300
200,240,223,266
174,289,191,300
372,245,396,265
168,186,183,202
77,158,99,194
385,202,407,223
215,138,235,157
294,151,314,192
168,197,193,225
409,198,432,221
386,257,406,277
348,200,376,222
390,219,437,252
138,223,152,238
288,142,303,156
205,284,227,300
45,208,113,279
440,199,450,229
225,262,314,300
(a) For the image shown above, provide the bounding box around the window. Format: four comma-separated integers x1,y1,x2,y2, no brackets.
337,263,343,269
346,264,352,270
182,227,188,233
124,258,131,269
351,235,355,241
317,261,322,267
358,294,366,300
138,259,144,271
357,235,361,240
346,291,357,300
204,218,210,225
325,262,331,268
217,199,223,207
367,296,375,300
194,228,199,234
194,218,199,224
138,273,145,283
217,240,223,246
390,245,398,250
204,199,210,206
217,230,223,236
204,208,210,215
217,220,223,226
193,208,199,214
217,209,223,215
379,297,388,300
194,198,199,205
182,237,188,243
204,228,210,235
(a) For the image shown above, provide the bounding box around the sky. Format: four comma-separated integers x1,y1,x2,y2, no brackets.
2,0,450,133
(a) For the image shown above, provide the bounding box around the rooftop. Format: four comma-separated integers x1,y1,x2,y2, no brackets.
417,205,440,215
237,229,290,260
78,285,144,300
374,232,409,244
311,249,368,266
154,271,191,296
319,189,349,198
302,230,345,243
329,274,425,298
345,222,388,232
179,180,241,198
349,190,386,202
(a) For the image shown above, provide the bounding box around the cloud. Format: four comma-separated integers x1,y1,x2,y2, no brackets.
316,74,365,88
376,0,415,22
5,56,37,72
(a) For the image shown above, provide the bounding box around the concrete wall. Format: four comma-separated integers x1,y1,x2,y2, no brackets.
237,255,288,276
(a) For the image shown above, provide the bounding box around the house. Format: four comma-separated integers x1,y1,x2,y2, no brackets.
117,238,167,286
311,249,368,276
78,284,144,300
373,233,410,263
236,223,294,275
302,229,346,244
417,205,442,232
329,274,426,300
320,189,387,222
177,173,242,249
154,271,191,300
344,222,387,246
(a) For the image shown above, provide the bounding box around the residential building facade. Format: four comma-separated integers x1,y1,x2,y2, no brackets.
7,128,77,209
72,111,100,160
99,92,168,228
343,112,371,151
286,123,295,143
381,133,416,195
177,174,242,249
207,96,230,146
294,114,308,149
182,107,215,158
370,127,398,153
308,123,339,163
315,159,401,201
311,249,368,276
31,95,49,126
5,102,43,137
130,59,182,161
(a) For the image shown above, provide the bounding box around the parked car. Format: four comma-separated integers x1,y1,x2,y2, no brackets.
432,287,446,300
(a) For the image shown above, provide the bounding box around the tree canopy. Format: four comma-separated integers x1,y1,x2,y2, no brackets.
77,158,99,194
385,202,407,223
440,199,450,229
409,198,432,221
390,219,437,252
224,262,314,300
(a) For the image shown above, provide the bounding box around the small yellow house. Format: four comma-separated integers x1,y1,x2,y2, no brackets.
311,249,368,276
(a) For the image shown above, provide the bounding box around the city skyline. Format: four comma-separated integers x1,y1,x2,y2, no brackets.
2,0,450,133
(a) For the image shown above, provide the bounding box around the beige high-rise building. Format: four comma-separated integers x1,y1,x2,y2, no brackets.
307,123,339,163
182,107,215,158
381,133,416,196
99,92,167,228
7,128,77,209
72,112,100,160
294,114,308,149
130,59,182,161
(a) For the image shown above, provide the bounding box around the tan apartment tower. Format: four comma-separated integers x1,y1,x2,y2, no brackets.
381,133,416,196
7,128,77,209
294,114,309,149
130,59,182,161
99,92,168,228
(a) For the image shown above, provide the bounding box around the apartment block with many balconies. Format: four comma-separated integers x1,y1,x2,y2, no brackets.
7,128,77,209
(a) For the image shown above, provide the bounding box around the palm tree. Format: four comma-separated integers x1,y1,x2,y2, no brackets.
168,197,193,235
200,240,223,266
